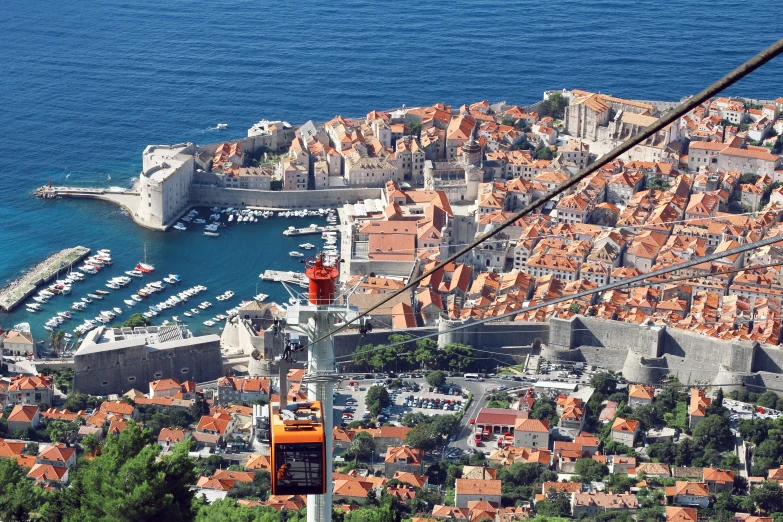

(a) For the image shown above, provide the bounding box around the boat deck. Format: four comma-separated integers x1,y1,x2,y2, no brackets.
0,246,91,312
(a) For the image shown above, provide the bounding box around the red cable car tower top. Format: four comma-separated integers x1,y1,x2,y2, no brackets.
305,254,339,306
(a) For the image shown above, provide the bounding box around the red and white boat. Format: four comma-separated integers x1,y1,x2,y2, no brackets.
136,244,154,273
135,262,154,273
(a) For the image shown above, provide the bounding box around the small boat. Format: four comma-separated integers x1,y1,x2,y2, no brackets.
81,297,93,303
191,308,200,315
194,218,206,224
71,302,85,310
96,290,110,295
173,223,187,231
216,314,227,320
87,293,102,300
289,251,304,257
184,311,192,317
254,293,268,302
299,243,315,249
204,231,219,237
57,311,72,319
216,123,228,129
224,290,234,299
113,307,123,315
173,316,181,322
126,270,143,278
131,294,143,302
26,305,41,313
124,299,136,306
203,320,215,327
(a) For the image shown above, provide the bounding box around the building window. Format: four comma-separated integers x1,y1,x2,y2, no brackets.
128,376,136,383
102,381,109,386
181,368,189,374
154,372,163,379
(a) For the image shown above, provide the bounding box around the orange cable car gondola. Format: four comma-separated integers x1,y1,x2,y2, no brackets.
269,400,326,496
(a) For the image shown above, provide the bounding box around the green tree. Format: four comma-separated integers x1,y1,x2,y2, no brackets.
692,414,734,452
46,419,79,443
412,338,441,370
348,431,376,461
49,329,66,353
81,433,99,456
366,386,391,417
535,145,554,161
0,458,51,522
590,373,617,395
530,397,558,425
226,470,271,500
536,491,571,517
122,313,151,328
543,92,568,119
442,343,473,372
23,442,39,456
758,391,779,409
574,458,609,482
714,387,724,409
404,423,440,453
751,480,783,514
426,371,446,389
407,122,422,139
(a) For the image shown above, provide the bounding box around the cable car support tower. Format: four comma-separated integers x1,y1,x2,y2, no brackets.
279,253,365,522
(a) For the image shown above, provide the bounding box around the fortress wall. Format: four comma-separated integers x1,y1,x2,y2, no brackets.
190,186,382,210
73,336,223,396
752,344,783,374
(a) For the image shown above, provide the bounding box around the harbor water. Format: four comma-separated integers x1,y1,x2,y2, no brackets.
1,1,782,341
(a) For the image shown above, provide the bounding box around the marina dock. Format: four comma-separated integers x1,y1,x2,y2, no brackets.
0,246,91,312
282,225,338,236
259,270,309,288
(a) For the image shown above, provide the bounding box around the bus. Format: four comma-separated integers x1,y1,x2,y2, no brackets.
464,373,480,381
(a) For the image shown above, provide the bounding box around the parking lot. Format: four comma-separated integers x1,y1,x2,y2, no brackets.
333,373,469,426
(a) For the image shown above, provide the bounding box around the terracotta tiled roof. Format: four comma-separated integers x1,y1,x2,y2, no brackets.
628,384,655,401
672,481,709,497
27,463,68,482
611,417,640,433
158,427,188,443
666,506,698,522
384,446,423,465
38,443,75,464
455,478,502,496
8,405,38,423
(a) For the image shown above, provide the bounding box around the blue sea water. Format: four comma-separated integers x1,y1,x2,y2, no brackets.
1,0,782,340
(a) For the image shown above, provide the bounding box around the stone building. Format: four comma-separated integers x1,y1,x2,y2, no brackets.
73,325,222,396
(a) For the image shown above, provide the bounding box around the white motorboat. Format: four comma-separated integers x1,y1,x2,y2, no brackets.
289,251,304,257
203,320,215,327
191,308,200,315
254,293,268,302
131,294,143,302
216,123,227,129
126,270,143,278
299,243,315,249
124,299,136,306
194,218,206,224
113,307,123,315
173,316,181,322
173,222,187,231
184,311,192,317
224,290,234,299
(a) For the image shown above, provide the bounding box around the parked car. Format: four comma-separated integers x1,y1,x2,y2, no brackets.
469,418,476,425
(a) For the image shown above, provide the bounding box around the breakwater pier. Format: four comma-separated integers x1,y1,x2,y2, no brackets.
282,225,338,236
259,270,309,288
0,246,91,312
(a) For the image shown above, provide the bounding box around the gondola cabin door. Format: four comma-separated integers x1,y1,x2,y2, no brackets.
270,401,326,495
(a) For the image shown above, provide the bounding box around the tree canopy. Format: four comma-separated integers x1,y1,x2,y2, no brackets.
366,386,391,417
